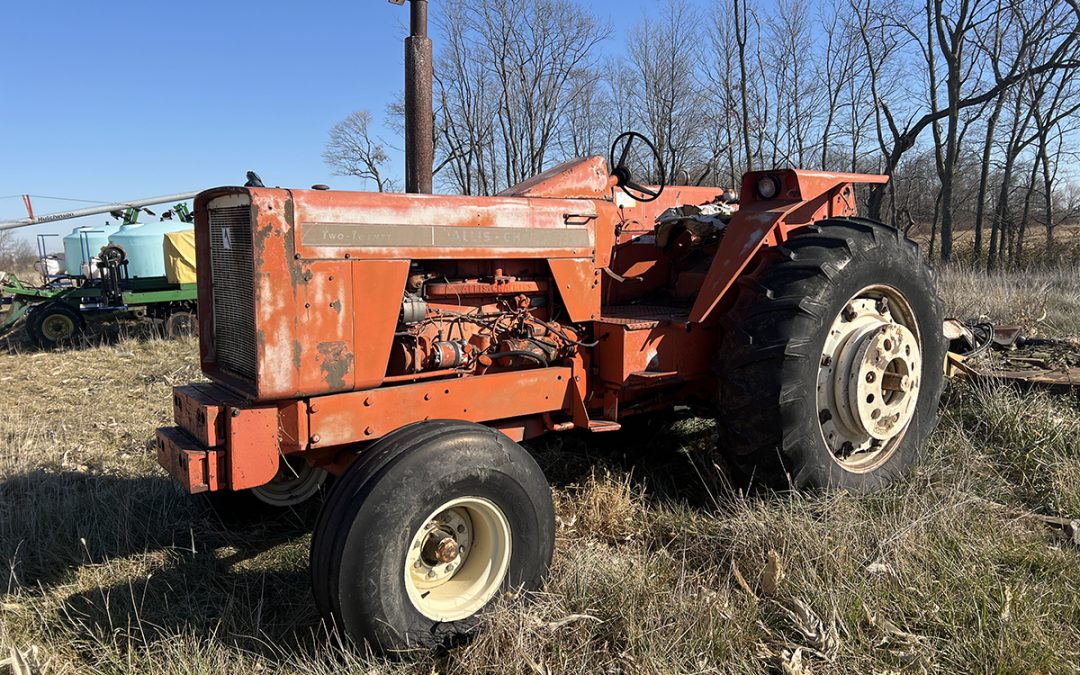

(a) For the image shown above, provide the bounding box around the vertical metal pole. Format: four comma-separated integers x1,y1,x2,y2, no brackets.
404,0,434,194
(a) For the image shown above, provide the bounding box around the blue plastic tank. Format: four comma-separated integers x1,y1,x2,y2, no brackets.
62,223,122,276
108,221,194,278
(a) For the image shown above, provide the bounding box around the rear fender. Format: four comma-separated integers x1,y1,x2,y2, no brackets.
688,170,888,324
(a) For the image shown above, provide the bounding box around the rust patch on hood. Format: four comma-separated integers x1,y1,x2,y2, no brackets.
317,341,354,389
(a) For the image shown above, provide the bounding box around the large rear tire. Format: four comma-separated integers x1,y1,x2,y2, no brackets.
310,420,555,653
717,217,946,491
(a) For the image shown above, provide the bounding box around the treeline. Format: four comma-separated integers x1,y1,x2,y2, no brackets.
330,0,1080,269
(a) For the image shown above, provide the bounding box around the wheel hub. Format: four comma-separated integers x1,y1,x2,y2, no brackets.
404,497,511,622
42,315,75,341
846,323,920,441
817,290,922,471
408,508,473,587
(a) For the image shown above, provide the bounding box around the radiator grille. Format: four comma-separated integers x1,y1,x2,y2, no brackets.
208,205,257,382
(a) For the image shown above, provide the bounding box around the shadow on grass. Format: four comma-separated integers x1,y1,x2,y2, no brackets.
0,468,329,661
528,411,736,510
0,470,315,590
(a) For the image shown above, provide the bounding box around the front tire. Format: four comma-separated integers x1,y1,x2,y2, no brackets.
201,456,329,523
310,420,555,653
717,217,946,491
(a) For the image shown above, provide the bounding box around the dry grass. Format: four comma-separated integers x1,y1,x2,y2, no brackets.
936,264,1080,336
2,268,1080,674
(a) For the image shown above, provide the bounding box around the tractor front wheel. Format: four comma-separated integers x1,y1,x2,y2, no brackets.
201,456,329,523
717,217,946,491
310,420,555,653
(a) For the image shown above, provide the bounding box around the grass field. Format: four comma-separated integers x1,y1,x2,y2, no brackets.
2,266,1079,674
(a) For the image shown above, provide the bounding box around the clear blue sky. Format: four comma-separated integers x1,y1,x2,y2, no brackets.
0,0,646,246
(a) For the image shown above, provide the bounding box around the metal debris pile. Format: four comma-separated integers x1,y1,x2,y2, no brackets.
654,193,738,247
945,319,1080,393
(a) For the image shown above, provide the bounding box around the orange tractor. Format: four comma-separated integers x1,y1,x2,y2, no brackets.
156,131,944,651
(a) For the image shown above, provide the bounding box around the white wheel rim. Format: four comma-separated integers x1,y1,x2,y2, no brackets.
42,314,75,341
404,496,511,622
816,285,922,472
250,456,328,506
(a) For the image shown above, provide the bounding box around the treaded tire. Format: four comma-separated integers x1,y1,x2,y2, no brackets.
717,217,946,491
27,302,84,349
310,420,555,653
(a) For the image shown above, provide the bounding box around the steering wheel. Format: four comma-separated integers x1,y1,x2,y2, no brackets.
608,131,667,203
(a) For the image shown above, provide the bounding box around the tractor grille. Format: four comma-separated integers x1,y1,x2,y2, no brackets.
208,205,257,382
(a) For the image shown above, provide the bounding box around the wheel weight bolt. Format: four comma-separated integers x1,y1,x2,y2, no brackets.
819,409,832,423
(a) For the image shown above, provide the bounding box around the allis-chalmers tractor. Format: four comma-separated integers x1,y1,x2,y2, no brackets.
156,132,945,651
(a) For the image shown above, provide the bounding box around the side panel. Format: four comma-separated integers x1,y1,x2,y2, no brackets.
548,259,600,322
308,367,574,449
351,260,411,389
294,259,357,394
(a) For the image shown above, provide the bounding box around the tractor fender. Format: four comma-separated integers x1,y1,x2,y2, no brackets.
688,169,888,325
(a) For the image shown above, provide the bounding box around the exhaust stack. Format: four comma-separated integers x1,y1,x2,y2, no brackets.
393,0,434,194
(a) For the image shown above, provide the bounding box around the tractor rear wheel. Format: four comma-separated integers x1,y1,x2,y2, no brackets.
310,420,555,653
717,217,946,491
27,302,84,349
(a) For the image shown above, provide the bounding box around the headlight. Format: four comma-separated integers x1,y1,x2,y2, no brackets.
756,175,781,200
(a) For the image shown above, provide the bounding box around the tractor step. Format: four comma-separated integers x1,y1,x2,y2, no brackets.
587,419,622,432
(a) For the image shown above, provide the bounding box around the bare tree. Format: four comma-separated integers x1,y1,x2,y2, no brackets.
853,0,1079,248
433,0,609,194
323,110,398,192
627,0,706,183
0,231,36,273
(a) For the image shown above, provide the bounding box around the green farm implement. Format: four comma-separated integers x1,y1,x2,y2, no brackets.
0,191,201,347
1,272,197,347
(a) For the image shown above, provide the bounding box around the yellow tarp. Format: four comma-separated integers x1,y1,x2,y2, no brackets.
163,229,197,284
